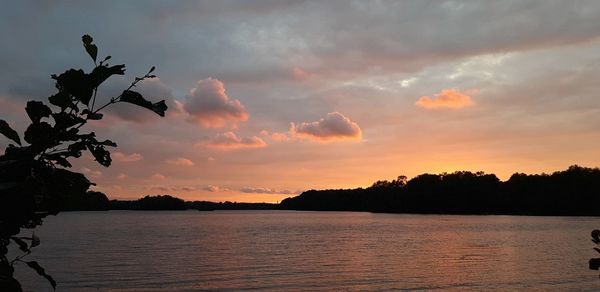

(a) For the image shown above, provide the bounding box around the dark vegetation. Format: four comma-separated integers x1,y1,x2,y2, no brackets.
0,35,167,291
110,195,186,210
68,165,600,216
280,165,600,216
94,195,277,211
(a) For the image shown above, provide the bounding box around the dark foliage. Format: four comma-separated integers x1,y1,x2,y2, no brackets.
108,196,278,211
0,35,167,291
591,230,600,276
110,195,186,211
280,166,600,216
59,191,110,211
187,201,279,211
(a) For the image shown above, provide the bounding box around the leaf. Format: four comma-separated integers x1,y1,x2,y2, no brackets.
120,90,168,117
31,232,40,248
24,122,53,146
52,112,86,129
0,119,22,145
26,261,56,290
81,109,103,120
26,101,52,123
10,237,30,253
593,230,600,242
88,112,103,120
89,64,125,88
48,91,74,110
53,69,94,105
46,153,72,168
67,141,87,158
82,34,98,62
86,143,112,167
100,139,117,147
590,258,600,270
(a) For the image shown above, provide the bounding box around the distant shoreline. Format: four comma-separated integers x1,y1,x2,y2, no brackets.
66,165,600,216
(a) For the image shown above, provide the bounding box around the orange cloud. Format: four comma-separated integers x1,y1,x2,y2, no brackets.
113,152,143,162
184,78,248,128
291,112,362,142
415,89,474,109
199,131,267,150
116,173,128,180
165,157,195,166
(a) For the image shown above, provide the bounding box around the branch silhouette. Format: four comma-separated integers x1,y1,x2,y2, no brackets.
0,35,167,291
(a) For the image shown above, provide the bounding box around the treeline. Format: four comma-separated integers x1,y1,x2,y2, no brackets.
280,165,600,216
63,194,278,211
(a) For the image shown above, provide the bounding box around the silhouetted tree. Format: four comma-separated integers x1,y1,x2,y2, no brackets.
0,35,167,291
137,195,187,210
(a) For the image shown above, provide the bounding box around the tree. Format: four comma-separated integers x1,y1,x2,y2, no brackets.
0,35,167,291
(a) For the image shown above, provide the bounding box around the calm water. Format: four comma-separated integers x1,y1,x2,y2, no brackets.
11,210,600,291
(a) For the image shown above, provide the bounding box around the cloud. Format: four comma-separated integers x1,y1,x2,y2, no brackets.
260,130,291,142
151,173,166,180
116,173,128,180
291,112,362,142
165,157,195,166
81,167,102,179
149,185,198,192
183,78,248,128
416,89,474,109
112,152,143,162
199,131,267,150
239,187,297,195
203,185,221,192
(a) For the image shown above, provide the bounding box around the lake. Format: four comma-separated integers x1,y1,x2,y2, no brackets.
12,210,600,291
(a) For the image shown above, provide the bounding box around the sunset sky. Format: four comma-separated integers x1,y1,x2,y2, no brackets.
2,1,600,202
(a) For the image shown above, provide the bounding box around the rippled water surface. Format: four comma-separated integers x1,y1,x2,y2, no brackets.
12,211,600,291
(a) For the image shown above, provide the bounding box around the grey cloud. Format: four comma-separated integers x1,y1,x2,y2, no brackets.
3,0,600,95
183,78,248,128
291,112,362,141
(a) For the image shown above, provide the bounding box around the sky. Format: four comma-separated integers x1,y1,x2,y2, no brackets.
2,1,600,202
